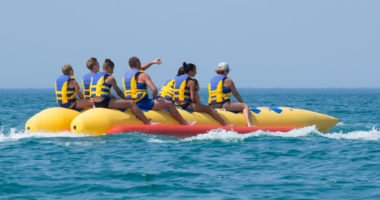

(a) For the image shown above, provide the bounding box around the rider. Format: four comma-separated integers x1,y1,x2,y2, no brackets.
55,64,93,111
208,62,253,127
123,56,195,126
90,59,156,125
173,62,229,126
157,66,185,104
82,57,100,100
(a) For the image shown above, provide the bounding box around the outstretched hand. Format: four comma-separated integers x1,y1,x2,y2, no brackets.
152,57,162,65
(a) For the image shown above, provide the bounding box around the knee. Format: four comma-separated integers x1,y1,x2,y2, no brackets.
243,103,249,109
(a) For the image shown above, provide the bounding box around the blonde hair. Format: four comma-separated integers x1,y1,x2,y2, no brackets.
62,64,73,75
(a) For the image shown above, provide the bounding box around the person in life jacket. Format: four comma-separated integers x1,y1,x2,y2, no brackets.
157,66,185,104
55,64,93,111
82,57,100,100
208,62,253,127
91,59,157,125
173,62,229,126
82,56,156,98
123,56,196,126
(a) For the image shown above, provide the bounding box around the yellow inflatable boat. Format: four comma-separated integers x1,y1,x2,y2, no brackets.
25,107,339,137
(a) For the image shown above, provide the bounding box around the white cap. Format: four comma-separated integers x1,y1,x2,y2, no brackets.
216,62,230,71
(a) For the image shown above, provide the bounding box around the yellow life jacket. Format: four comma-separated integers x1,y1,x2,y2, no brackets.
122,69,148,102
82,72,93,100
90,72,112,98
55,75,76,105
173,74,191,102
158,79,175,101
208,75,231,104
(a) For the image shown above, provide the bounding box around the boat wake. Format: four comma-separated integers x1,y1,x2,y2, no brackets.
183,126,380,142
0,127,86,143
1,125,380,144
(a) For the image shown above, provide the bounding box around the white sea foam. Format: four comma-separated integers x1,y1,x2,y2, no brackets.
2,125,380,144
336,122,345,126
0,127,86,143
321,128,380,141
183,126,380,142
183,126,318,142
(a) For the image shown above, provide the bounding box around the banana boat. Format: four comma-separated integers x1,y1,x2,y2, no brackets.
25,107,339,137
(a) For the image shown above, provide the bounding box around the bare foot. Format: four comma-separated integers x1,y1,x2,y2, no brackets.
247,124,254,127
186,121,197,126
148,121,160,125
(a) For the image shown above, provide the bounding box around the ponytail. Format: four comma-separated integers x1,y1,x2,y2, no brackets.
182,62,196,73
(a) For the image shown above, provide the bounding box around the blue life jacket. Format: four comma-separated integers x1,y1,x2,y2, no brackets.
173,74,191,102
55,75,76,107
82,72,93,100
208,74,231,104
90,72,112,99
122,69,148,102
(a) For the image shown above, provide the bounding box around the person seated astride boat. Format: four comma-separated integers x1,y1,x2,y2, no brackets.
91,59,157,125
173,62,230,126
123,56,195,126
82,56,156,99
82,57,100,100
157,66,185,104
55,64,93,111
208,62,253,127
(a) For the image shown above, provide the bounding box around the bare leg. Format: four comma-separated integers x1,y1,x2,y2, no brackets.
76,99,93,109
157,97,173,104
109,99,156,125
188,103,229,126
152,100,195,126
223,102,253,127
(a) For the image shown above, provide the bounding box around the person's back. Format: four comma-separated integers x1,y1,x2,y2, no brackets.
55,74,76,108
91,71,113,107
82,73,92,99
158,66,185,104
90,59,157,125
123,69,149,105
82,57,100,100
208,62,253,127
123,56,195,126
173,62,229,126
55,64,93,111
208,74,231,105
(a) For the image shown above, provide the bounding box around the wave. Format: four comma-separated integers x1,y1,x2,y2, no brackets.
182,126,380,142
0,127,86,143
322,128,380,141
183,126,318,142
1,125,380,144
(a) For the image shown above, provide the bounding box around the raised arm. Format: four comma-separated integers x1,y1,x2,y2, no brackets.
226,79,244,103
108,77,126,99
141,57,162,71
73,80,84,99
141,73,158,99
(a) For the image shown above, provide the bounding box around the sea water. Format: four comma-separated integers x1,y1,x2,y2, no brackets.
1,89,380,199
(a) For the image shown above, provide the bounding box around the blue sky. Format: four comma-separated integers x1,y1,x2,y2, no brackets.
0,0,379,88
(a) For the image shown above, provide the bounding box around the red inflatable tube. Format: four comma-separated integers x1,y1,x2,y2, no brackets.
106,125,295,138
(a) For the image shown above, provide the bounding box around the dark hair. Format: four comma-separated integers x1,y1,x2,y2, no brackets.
129,56,140,68
182,62,196,73
177,66,185,76
86,57,98,70
103,58,114,69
